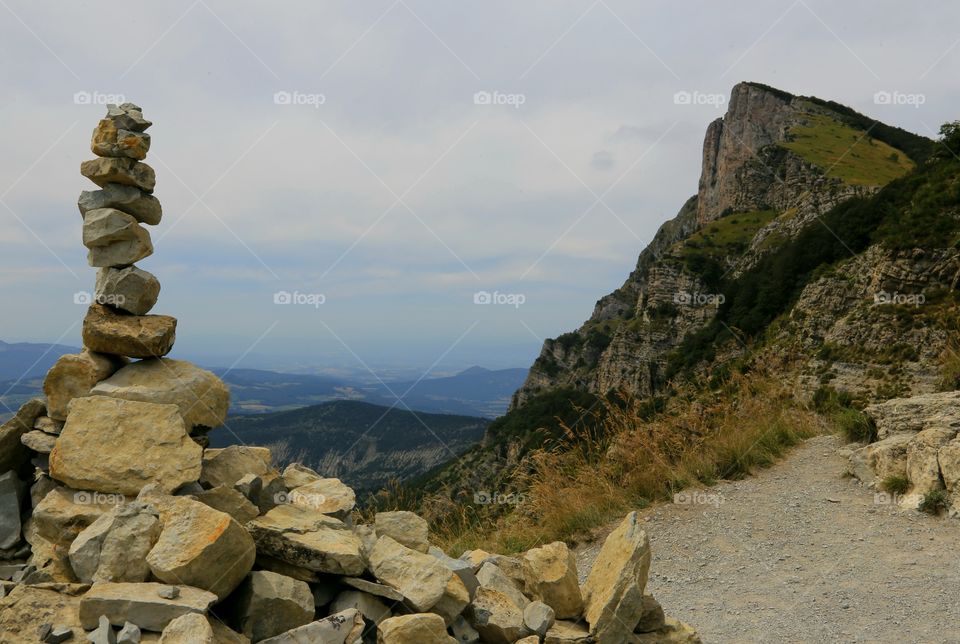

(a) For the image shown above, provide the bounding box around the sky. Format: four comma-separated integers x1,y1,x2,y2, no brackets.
1,1,958,376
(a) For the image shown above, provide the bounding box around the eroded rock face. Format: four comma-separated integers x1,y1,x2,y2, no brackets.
82,303,177,359
865,391,960,440
43,350,127,420
51,397,201,495
90,358,230,430
79,184,162,226
378,613,456,644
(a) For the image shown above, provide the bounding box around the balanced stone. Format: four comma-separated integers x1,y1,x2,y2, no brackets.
79,184,162,226
81,158,156,193
105,103,152,132
83,208,153,267
92,118,150,160
43,350,127,420
82,303,176,359
95,267,161,316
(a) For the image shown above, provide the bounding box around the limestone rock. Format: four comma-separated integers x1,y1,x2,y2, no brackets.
35,416,65,435
83,208,154,267
523,601,555,638
377,613,456,644
95,267,161,316
229,571,314,642
0,471,26,549
158,613,214,643
51,397,201,495
79,184,162,226
195,485,259,524
88,614,116,644
0,585,84,643
21,429,58,453
289,478,355,517
146,496,255,600
523,542,582,619
30,485,119,546
477,555,535,598
78,582,217,632
82,304,177,359
906,427,957,499
81,158,156,193
374,511,429,553
91,359,230,429
117,622,142,643
43,350,127,420
428,546,479,600
939,437,960,513
68,501,160,583
246,503,364,576
543,619,592,643
476,562,529,610
865,391,960,439
92,118,151,160
201,446,273,488
331,589,392,626
0,398,46,473
105,103,152,132
258,608,364,644
581,511,651,641
281,463,321,489
467,587,529,644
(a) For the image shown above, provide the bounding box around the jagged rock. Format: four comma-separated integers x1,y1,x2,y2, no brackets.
104,104,152,132
35,416,65,435
95,267,161,316
450,615,480,643
374,511,429,553
258,608,364,644
79,185,162,226
116,621,141,644
906,427,957,500
634,594,666,633
864,391,960,440
0,584,84,642
78,582,217,632
581,511,651,641
92,118,151,160
51,397,201,495
42,624,75,643
82,208,154,267
377,613,456,643
369,535,469,623
195,485,259,524
246,503,364,576
523,601,555,638
21,430,57,453
0,471,26,549
81,158,156,193
288,478,355,517
340,577,404,602
467,587,529,643
88,615,117,644
146,496,255,599
201,446,273,488
522,542,582,619
281,463,321,489
543,619,592,643
476,562,529,610
428,546,479,600
0,398,46,472
158,613,213,643
82,304,177,359
68,501,160,583
477,555,535,597
90,359,230,430
43,350,127,420
234,473,263,501
30,485,119,546
331,589,392,625
229,571,314,642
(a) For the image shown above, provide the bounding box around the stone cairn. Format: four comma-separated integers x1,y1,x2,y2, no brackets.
0,106,700,643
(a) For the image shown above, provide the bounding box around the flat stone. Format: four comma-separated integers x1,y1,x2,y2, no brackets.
522,542,582,619
229,570,314,642
375,511,429,553
158,613,213,643
82,304,177,359
92,118,151,160
340,576,404,602
21,429,57,453
35,416,65,435
201,446,273,488
68,501,160,583
378,613,456,644
79,184,162,226
330,589,392,625
246,504,364,576
43,350,127,420
257,609,364,644
51,397,201,495
81,158,156,193
195,485,259,524
281,463,321,489
91,359,230,430
0,398,46,472
79,582,217,632
95,267,161,316
146,496,255,600
0,471,27,549
288,478,355,517
83,208,153,267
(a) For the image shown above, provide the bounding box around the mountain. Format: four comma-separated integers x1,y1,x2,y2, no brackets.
209,400,489,491
0,340,79,381
365,366,528,418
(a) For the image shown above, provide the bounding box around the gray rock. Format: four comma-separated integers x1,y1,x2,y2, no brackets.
116,622,140,644
105,104,152,133
195,485,259,524
42,624,75,643
257,609,365,644
0,398,46,473
450,615,480,643
80,158,156,193
87,615,117,644
522,600,555,637
94,267,161,316
21,430,57,453
68,502,161,583
157,586,179,600
0,471,26,549
229,570,314,642
78,582,217,632
82,208,153,268
429,548,480,601
340,576,404,602
79,185,162,226
330,589,392,625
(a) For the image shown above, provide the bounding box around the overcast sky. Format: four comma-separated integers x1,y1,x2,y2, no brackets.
1,1,957,375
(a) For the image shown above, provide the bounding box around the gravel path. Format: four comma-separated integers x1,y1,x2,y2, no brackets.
575,435,960,643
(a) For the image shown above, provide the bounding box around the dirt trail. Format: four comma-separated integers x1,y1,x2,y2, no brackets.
575,435,960,644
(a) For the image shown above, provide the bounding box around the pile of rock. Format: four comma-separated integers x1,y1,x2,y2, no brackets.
0,105,700,643
846,390,960,513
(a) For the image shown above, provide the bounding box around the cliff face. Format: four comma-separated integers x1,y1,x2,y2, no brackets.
511,81,932,410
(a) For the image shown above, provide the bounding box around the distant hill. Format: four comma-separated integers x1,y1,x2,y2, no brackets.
0,340,78,380
210,400,488,491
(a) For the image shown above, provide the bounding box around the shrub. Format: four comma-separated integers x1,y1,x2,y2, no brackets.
881,476,910,495
919,489,949,515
